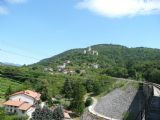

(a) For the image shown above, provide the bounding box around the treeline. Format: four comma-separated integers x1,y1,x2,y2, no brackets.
0,65,44,82
31,106,64,120
61,77,115,115
100,60,160,84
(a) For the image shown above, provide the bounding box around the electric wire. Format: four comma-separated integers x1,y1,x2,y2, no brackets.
0,48,39,60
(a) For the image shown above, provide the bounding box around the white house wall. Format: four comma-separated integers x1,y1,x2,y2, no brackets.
17,109,26,116
5,105,17,113
26,107,35,119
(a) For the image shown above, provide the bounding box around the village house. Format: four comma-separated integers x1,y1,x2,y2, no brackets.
92,63,99,69
63,69,75,74
3,90,41,117
44,67,53,72
57,63,66,72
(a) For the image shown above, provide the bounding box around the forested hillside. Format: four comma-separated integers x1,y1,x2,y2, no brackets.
36,44,160,83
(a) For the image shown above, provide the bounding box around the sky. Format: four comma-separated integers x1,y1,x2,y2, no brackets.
0,0,160,65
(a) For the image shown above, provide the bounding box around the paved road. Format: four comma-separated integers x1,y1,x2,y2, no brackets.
88,97,119,120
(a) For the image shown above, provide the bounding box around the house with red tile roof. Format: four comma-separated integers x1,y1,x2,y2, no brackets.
3,90,41,117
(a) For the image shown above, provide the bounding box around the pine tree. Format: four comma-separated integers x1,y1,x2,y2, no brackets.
32,106,64,120
70,81,86,115
53,106,64,120
32,107,53,120
5,85,12,100
85,79,93,92
62,79,73,99
41,107,53,120
31,107,41,120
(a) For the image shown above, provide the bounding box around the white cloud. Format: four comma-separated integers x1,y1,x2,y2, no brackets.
77,0,160,18
0,0,27,15
5,0,27,4
0,6,8,15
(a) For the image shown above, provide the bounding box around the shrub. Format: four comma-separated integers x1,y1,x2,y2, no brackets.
85,97,93,107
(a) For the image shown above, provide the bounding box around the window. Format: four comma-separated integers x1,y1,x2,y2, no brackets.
22,110,25,114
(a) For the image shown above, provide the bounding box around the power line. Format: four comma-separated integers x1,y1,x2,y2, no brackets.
0,48,39,60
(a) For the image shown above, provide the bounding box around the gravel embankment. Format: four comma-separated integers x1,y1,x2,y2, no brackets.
94,85,144,120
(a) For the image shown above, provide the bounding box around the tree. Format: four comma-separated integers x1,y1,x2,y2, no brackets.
32,106,64,120
32,107,53,120
40,88,49,102
0,108,5,120
41,107,53,120
5,85,12,100
35,80,50,101
85,80,93,92
93,81,102,95
149,69,160,83
85,97,93,107
70,81,86,115
128,68,136,78
62,79,73,99
31,107,42,120
53,106,64,120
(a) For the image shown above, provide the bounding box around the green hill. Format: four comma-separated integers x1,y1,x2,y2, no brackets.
37,44,160,68
35,44,160,83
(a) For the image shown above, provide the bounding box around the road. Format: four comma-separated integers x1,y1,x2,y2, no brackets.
88,97,119,120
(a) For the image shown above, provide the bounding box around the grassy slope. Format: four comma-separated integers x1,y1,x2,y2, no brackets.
0,77,23,100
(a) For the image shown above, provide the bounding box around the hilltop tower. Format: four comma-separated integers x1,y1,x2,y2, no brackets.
88,46,92,52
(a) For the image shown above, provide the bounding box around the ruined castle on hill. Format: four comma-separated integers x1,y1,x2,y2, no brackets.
83,46,99,56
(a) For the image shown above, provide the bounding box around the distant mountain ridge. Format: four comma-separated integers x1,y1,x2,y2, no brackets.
0,62,22,67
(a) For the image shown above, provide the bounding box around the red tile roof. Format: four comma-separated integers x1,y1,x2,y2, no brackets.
3,100,33,111
64,112,71,119
3,100,24,107
10,90,41,101
18,103,32,111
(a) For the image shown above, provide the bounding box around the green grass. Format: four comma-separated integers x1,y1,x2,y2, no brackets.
0,77,23,100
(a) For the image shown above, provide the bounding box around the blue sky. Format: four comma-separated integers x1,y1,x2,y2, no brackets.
0,0,160,65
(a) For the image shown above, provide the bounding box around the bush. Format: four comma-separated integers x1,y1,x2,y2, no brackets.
32,106,64,120
4,115,28,120
85,97,93,107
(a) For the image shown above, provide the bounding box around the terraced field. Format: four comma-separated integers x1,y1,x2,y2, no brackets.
0,77,23,102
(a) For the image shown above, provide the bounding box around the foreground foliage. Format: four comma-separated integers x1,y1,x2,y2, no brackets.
31,106,64,120
0,108,28,120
